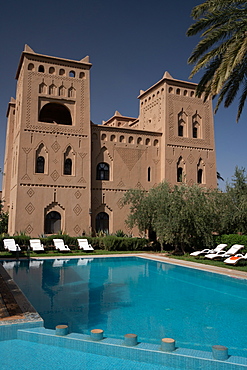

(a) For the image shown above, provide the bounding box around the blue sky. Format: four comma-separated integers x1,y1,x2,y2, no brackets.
0,0,246,190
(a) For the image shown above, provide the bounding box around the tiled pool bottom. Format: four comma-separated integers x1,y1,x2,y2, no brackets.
0,339,175,370
0,325,245,370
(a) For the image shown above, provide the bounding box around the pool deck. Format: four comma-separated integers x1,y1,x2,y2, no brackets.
0,252,246,323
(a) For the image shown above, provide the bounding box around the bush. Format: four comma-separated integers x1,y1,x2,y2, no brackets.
214,234,247,252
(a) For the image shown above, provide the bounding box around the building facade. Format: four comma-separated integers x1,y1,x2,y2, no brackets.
2,46,217,237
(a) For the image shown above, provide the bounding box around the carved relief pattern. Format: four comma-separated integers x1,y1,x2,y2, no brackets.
74,190,82,199
22,147,32,154
26,74,32,126
92,197,100,205
74,225,81,234
168,95,211,147
27,188,35,197
50,170,60,181
117,198,124,209
51,141,60,152
73,204,82,216
116,148,145,171
25,224,34,234
135,181,144,189
78,177,86,183
21,174,31,181
117,180,125,187
166,159,173,165
187,154,195,164
25,202,35,214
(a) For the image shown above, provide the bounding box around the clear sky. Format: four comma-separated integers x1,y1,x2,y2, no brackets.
0,0,246,190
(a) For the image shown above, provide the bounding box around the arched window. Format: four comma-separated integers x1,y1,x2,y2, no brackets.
96,212,109,233
44,211,61,234
177,167,183,182
49,67,55,74
97,162,109,180
28,63,34,71
178,125,184,137
39,103,72,125
193,125,198,138
148,167,151,182
36,156,45,173
197,169,203,184
38,65,44,73
128,136,134,144
64,158,72,175
69,70,75,77
59,68,65,76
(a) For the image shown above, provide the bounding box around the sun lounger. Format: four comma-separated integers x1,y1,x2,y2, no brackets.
224,252,247,265
53,239,71,252
204,244,244,260
77,239,94,251
29,239,45,252
3,239,21,252
190,244,227,257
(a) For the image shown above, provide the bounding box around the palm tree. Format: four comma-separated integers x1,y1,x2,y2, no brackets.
187,0,247,122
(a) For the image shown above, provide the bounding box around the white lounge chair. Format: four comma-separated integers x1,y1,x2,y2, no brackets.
224,252,247,265
29,239,45,252
53,239,70,252
204,244,244,260
3,239,21,252
77,238,94,251
190,243,227,257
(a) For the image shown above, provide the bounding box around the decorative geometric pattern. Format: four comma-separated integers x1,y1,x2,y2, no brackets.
166,159,173,165
25,202,35,215
25,224,33,234
117,180,125,188
78,177,86,183
27,188,35,197
21,174,31,181
186,105,194,116
135,181,144,190
92,197,100,205
74,225,81,234
73,204,82,216
153,159,160,165
116,148,145,171
74,190,82,199
187,154,195,164
117,198,124,209
208,162,214,168
22,147,32,154
51,141,60,152
50,170,60,181
53,159,58,164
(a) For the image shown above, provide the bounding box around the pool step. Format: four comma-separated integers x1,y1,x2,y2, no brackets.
17,327,247,370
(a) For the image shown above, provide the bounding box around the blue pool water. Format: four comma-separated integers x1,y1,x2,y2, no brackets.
3,257,247,357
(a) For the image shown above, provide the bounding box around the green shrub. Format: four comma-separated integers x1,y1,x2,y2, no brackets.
214,234,247,252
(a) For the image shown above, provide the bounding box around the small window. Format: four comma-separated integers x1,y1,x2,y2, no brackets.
178,125,183,137
110,135,116,142
128,136,134,144
190,91,195,97
137,137,142,144
193,126,198,138
36,156,45,173
197,169,203,184
38,65,45,73
59,69,65,76
176,88,180,95
145,138,150,146
148,167,151,182
119,135,125,143
64,158,72,175
97,162,109,181
177,167,183,182
168,87,173,93
101,134,107,141
79,72,85,78
28,63,34,71
154,139,159,147
69,70,75,77
49,67,55,74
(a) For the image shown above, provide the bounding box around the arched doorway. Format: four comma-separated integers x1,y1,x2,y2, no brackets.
44,211,61,234
95,212,109,234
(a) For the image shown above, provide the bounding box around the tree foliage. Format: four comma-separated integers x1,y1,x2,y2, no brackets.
123,182,221,253
123,168,247,253
187,0,247,121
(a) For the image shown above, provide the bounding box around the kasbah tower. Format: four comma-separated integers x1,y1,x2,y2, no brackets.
2,45,217,237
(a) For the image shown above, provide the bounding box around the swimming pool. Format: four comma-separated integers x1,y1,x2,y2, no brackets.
3,256,247,358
